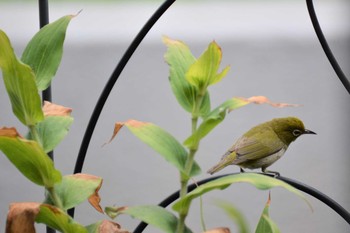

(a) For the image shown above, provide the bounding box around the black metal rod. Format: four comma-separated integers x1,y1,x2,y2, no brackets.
68,0,176,218
277,176,350,224
134,173,350,233
38,1,55,233
306,0,350,94
38,0,52,103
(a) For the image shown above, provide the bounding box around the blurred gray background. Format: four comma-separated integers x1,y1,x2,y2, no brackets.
0,0,349,232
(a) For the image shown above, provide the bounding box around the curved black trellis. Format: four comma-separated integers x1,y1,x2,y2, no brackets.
306,0,350,94
133,173,350,232
35,0,349,232
68,0,350,181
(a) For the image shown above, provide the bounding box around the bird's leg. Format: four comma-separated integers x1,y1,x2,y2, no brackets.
240,167,245,173
262,167,280,178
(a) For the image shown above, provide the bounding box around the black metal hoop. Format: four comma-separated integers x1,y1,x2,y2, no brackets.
68,0,176,218
134,173,350,232
34,0,349,231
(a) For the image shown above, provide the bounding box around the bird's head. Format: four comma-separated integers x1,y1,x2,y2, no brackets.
271,117,316,145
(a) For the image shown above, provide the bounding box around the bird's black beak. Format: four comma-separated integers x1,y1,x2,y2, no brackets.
304,129,316,135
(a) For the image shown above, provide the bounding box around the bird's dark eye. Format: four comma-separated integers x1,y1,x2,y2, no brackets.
292,129,302,137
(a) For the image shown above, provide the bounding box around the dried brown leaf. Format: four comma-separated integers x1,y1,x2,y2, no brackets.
42,101,72,117
98,220,130,233
0,127,22,138
203,227,231,233
239,96,300,108
105,119,148,145
6,202,40,233
84,174,104,214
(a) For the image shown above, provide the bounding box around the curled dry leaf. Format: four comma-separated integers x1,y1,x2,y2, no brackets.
203,227,231,233
6,202,40,233
71,173,103,213
0,127,22,138
98,220,131,233
42,101,72,117
105,119,147,145
238,96,300,108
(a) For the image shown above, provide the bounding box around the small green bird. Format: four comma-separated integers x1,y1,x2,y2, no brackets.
207,117,316,176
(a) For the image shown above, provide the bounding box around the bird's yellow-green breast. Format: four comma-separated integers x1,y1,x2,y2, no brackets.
207,117,316,175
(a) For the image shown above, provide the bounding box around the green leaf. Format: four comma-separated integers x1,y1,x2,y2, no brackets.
184,97,250,149
108,205,193,233
184,96,300,149
185,41,230,90
0,30,44,126
28,116,73,153
0,128,62,188
35,204,87,233
21,15,75,91
110,120,201,177
45,174,102,211
215,200,250,233
172,173,310,216
163,36,210,116
255,195,281,233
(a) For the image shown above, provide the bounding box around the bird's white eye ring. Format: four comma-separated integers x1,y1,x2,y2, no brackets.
292,129,302,136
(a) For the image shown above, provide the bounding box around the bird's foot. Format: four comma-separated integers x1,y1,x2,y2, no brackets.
262,168,280,178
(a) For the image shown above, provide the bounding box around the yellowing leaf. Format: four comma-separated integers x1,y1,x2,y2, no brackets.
163,36,210,117
108,120,201,177
0,30,44,126
35,204,87,233
185,41,230,90
0,133,62,187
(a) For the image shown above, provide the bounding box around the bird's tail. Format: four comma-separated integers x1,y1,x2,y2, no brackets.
207,156,234,175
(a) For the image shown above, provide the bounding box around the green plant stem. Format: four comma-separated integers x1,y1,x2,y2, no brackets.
29,125,42,146
199,195,207,232
177,89,206,233
47,187,63,210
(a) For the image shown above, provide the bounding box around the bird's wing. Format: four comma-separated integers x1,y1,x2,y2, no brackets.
226,128,285,164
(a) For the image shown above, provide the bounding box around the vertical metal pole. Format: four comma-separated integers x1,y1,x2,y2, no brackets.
38,1,55,233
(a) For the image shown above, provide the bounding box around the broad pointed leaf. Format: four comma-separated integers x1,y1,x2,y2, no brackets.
172,173,310,216
21,15,75,91
0,30,44,126
215,200,249,233
184,97,249,149
45,174,103,212
255,194,280,233
163,36,210,116
106,205,193,233
185,41,230,89
35,204,87,233
184,96,299,149
28,116,73,153
109,120,201,177
0,128,61,188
